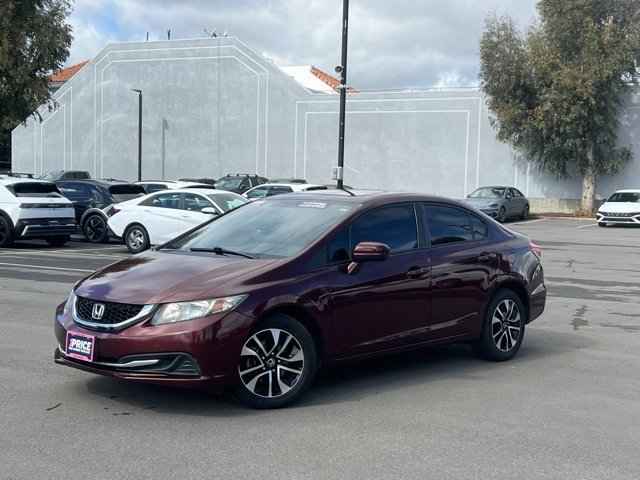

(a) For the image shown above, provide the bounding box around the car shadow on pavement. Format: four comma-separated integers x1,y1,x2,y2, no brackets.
81,328,592,415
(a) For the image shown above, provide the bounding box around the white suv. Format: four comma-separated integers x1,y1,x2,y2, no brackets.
0,175,77,247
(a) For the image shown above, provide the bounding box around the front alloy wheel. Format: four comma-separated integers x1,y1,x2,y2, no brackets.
0,216,13,248
497,207,507,223
236,315,317,409
124,225,149,253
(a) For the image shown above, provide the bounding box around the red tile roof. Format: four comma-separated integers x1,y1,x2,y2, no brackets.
310,66,357,93
49,60,89,84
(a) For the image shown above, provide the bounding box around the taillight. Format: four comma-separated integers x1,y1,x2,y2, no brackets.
530,241,543,260
105,206,120,217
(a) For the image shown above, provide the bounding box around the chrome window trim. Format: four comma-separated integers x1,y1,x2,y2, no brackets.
72,298,155,330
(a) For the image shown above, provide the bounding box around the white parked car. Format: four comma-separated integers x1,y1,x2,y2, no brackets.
243,183,328,200
135,180,216,194
108,189,248,253
0,175,77,247
597,189,640,227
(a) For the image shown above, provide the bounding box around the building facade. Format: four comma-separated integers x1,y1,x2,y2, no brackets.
11,37,640,211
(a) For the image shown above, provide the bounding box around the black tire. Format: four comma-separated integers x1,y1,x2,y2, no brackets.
497,207,507,223
83,214,109,243
0,215,14,248
124,224,150,254
521,205,530,220
46,235,70,247
473,289,526,362
235,314,318,409
598,222,608,228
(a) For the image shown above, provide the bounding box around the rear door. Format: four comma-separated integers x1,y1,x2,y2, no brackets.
327,203,432,357
421,203,495,339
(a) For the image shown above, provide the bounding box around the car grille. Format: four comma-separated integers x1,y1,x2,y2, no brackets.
75,296,145,326
600,212,639,218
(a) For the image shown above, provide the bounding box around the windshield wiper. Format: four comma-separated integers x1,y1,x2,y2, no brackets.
190,247,254,259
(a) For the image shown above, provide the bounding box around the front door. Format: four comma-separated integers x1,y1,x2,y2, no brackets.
327,203,432,358
421,204,495,339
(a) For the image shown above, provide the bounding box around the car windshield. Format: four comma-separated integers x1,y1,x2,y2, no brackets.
216,177,244,190
607,192,640,203
469,187,505,199
166,199,356,258
207,193,248,212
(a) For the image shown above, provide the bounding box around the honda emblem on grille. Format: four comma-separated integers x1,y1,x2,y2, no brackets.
92,303,106,320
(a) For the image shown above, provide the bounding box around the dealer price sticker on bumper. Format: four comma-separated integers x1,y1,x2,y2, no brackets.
65,332,95,362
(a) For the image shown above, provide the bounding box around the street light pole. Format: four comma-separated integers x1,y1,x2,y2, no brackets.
336,0,350,190
131,89,143,181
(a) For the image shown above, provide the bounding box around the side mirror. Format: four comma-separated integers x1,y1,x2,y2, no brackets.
201,207,219,215
352,242,390,263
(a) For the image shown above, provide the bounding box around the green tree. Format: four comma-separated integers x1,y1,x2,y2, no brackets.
480,0,640,213
0,0,73,170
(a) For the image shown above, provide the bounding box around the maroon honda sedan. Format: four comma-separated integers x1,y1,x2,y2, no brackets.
54,192,546,408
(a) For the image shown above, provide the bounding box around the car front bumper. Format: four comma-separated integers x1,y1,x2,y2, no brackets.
53,303,255,390
596,213,640,225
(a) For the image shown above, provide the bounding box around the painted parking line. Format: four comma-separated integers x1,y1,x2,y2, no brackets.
510,218,549,227
0,262,94,273
577,223,599,229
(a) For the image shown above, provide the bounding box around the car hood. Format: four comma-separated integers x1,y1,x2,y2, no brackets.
599,202,640,213
74,251,282,305
464,198,503,208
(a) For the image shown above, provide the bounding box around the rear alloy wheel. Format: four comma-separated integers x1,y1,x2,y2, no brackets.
124,225,150,254
46,235,70,247
236,314,318,409
474,289,526,362
0,216,14,248
83,214,109,243
497,207,507,223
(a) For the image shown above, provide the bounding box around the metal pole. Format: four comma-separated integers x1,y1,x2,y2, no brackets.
336,0,350,190
132,89,143,181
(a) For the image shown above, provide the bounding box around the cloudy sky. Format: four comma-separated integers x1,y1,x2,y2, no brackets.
68,0,538,90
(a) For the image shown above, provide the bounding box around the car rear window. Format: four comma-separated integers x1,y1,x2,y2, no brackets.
108,185,146,202
7,182,62,198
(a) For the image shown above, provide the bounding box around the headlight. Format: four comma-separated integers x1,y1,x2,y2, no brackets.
63,291,76,316
489,203,499,208
150,295,248,325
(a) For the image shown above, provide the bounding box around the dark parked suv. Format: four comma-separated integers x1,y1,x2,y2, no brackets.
57,180,146,243
54,192,546,408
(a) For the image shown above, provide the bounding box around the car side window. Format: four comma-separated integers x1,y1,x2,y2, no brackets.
246,187,268,199
327,227,350,263
350,204,418,253
268,186,293,196
470,215,488,241
183,193,212,212
425,205,473,246
141,192,182,209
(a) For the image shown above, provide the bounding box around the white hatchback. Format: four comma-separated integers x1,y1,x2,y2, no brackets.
597,190,640,227
0,175,76,248
107,188,248,252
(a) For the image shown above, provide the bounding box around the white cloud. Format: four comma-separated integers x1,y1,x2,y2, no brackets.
65,0,538,88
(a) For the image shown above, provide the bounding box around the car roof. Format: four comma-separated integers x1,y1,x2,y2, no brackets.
56,179,134,187
266,191,474,209
0,176,55,186
613,189,640,193
253,183,326,190
155,188,245,197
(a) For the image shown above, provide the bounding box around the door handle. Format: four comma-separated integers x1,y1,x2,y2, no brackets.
407,266,430,278
478,253,496,263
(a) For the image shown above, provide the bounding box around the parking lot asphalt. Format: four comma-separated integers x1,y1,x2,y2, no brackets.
1,220,639,480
